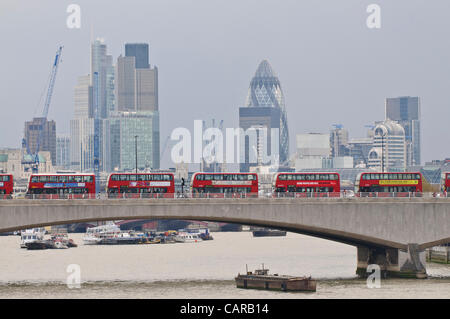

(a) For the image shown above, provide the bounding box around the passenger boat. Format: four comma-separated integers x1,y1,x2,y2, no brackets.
178,228,213,240
235,265,316,292
20,228,46,248
174,232,203,243
83,223,121,245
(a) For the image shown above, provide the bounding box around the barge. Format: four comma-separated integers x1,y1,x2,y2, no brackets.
252,229,287,237
235,266,316,292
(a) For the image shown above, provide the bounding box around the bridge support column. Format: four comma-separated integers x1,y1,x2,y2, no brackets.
356,244,427,279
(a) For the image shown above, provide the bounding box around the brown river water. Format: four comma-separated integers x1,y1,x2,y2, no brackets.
0,232,449,298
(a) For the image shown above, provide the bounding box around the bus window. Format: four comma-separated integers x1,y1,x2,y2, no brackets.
74,175,83,183
31,176,39,183
59,175,68,183
84,176,93,183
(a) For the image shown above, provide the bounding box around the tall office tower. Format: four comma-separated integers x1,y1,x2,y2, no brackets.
330,125,349,157
125,43,150,69
239,60,289,172
385,96,421,166
91,38,114,118
70,74,107,171
116,43,158,112
56,135,71,168
106,111,160,171
367,119,406,172
116,56,136,111
24,118,57,165
74,75,93,118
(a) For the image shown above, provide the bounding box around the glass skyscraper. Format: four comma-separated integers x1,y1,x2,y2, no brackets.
385,96,421,166
107,111,160,171
125,43,150,69
239,60,289,171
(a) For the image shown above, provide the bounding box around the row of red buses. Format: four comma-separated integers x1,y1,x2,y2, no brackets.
273,173,340,196
0,174,13,198
8,170,442,199
27,174,96,198
442,173,450,192
106,173,175,197
191,173,258,197
355,172,423,194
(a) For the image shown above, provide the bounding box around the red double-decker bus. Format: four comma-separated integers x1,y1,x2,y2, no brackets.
106,173,175,198
191,173,258,198
27,174,96,199
0,174,13,199
442,173,450,193
273,172,340,197
355,172,423,196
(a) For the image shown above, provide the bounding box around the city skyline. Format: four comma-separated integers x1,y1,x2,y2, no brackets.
0,1,449,166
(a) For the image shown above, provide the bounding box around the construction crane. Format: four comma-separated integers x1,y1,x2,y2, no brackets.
22,46,63,173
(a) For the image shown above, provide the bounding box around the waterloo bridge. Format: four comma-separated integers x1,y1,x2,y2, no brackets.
0,197,449,278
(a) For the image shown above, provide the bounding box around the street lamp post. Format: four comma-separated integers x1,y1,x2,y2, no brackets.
135,135,138,174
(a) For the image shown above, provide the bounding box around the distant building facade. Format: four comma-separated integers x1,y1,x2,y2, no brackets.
367,119,406,171
23,118,56,166
106,111,160,171
330,125,349,157
116,43,158,112
385,96,421,166
239,60,289,172
56,135,71,169
294,133,353,170
91,38,114,119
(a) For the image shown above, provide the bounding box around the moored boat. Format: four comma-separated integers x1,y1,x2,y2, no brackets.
25,240,56,250
252,229,286,237
235,265,316,292
20,228,46,248
174,232,203,243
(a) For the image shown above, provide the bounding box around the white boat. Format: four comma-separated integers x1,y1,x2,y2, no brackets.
83,223,121,245
20,228,46,248
174,232,203,243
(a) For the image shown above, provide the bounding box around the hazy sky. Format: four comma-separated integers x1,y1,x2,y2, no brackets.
0,0,449,167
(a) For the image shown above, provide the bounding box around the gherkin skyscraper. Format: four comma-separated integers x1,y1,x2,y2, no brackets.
239,60,289,171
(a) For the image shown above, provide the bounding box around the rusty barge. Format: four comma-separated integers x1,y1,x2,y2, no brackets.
235,265,316,292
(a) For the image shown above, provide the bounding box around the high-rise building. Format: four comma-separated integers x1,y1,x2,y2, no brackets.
56,135,71,168
116,44,158,112
116,56,136,111
106,111,160,171
347,138,373,167
239,60,289,172
70,119,107,172
330,125,349,157
125,43,150,69
24,118,56,165
367,119,406,171
385,96,421,166
74,75,93,118
91,38,114,119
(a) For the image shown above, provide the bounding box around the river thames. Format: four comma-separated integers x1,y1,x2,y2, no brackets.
0,232,449,298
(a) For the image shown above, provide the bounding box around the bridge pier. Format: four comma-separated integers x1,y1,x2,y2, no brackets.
356,244,427,279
